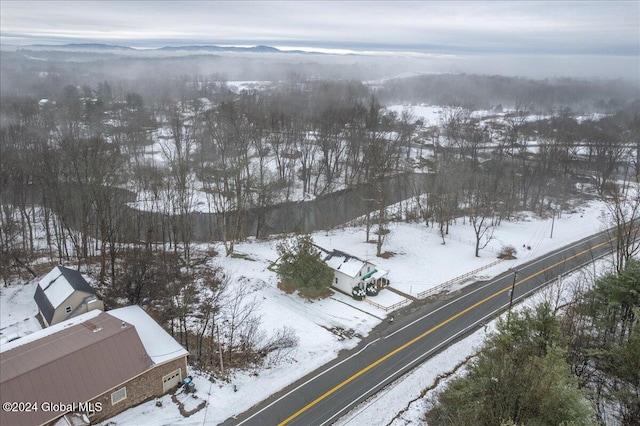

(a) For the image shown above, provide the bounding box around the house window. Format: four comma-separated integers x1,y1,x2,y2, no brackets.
111,387,127,405
65,306,72,314
359,271,362,276
334,278,338,284
367,266,370,272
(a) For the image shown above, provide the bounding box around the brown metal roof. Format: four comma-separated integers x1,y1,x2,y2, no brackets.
0,312,153,426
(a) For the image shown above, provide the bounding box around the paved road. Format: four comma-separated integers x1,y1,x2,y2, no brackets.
223,230,615,426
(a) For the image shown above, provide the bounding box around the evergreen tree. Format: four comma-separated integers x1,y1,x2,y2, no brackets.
426,304,592,426
567,259,640,425
276,235,333,298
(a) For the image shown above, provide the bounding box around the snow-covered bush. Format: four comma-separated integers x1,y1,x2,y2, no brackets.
352,286,366,300
366,282,379,296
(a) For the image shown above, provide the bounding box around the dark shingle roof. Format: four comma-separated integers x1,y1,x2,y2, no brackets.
33,285,55,326
57,266,95,294
33,266,96,325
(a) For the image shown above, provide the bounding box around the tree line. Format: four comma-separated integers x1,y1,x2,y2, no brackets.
377,74,639,114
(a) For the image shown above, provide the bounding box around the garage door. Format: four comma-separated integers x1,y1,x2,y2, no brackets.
162,369,182,393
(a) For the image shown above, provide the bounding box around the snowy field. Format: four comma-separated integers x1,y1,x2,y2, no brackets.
386,104,443,127
0,197,614,425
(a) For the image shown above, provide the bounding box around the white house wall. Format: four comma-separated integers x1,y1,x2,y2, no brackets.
331,263,376,294
333,270,359,294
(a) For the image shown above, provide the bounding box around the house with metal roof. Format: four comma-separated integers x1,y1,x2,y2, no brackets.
315,246,389,297
33,266,104,327
0,305,189,426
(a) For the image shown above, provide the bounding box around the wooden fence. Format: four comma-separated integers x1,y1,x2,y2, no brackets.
364,297,412,312
417,259,505,299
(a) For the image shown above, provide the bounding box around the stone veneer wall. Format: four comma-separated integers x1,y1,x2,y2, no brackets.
87,357,188,423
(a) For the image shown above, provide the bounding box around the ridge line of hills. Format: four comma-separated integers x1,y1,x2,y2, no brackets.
25,43,322,55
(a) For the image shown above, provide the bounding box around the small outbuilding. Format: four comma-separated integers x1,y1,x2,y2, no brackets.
33,266,104,327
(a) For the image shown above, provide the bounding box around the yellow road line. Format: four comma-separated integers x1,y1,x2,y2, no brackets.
278,238,610,425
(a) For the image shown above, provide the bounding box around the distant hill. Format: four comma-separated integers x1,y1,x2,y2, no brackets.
158,45,281,53
25,43,321,55
31,43,136,51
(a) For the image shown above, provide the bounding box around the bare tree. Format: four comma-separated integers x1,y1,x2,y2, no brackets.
360,99,404,256
428,151,463,243
604,180,640,273
0,124,43,268
467,173,496,257
160,105,197,261
193,267,229,367
54,135,125,274
246,98,279,238
343,103,368,186
0,204,31,285
220,285,260,367
200,99,252,255
298,127,318,198
314,106,346,194
582,117,631,194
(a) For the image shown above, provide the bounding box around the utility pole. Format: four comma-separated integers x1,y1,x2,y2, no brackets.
507,268,518,325
550,208,555,239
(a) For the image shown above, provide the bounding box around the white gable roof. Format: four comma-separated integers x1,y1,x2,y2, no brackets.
325,255,347,271
0,310,102,353
37,268,75,309
338,257,368,278
108,305,188,365
322,252,370,278
1,306,187,367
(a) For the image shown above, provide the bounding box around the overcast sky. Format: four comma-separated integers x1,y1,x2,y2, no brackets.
1,1,638,56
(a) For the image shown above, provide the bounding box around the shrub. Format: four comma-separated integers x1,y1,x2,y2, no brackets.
366,282,379,296
352,286,366,300
498,245,518,259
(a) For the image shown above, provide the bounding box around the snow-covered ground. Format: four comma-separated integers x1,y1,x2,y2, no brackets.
386,104,443,127
0,197,615,425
